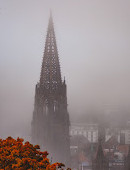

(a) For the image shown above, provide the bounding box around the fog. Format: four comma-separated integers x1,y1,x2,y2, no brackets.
0,0,130,138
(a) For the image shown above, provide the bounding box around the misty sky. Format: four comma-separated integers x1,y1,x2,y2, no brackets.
0,0,130,138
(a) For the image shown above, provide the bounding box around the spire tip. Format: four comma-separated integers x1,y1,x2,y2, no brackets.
50,9,52,19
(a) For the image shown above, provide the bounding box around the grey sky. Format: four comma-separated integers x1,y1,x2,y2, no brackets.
0,0,130,137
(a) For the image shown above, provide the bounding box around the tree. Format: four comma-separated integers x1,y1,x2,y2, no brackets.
0,137,66,170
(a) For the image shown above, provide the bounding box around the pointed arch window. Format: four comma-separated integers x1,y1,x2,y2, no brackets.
44,99,48,115
54,100,58,112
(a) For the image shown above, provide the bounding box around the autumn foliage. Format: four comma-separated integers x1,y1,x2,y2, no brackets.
0,137,65,170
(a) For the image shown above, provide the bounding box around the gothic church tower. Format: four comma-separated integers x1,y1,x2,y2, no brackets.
31,14,70,166
92,139,109,170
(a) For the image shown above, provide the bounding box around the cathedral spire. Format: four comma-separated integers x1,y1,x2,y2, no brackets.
125,145,130,170
40,13,62,90
96,139,105,162
92,137,109,170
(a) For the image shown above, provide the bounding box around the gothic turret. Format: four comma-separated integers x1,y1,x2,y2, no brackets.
92,139,109,170
125,145,130,170
31,13,70,167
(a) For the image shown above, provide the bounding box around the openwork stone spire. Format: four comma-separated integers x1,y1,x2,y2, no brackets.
40,13,62,90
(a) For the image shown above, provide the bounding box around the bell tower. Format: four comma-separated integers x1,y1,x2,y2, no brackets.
31,13,70,166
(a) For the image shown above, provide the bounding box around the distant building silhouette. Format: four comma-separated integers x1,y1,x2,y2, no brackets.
98,123,106,143
125,145,130,170
92,139,109,170
70,123,98,143
31,13,70,166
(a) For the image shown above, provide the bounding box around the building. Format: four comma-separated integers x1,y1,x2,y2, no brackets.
70,123,98,143
31,13,70,166
120,128,130,145
70,123,98,169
